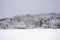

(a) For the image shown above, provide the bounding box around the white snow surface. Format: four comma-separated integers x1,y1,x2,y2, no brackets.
0,29,60,40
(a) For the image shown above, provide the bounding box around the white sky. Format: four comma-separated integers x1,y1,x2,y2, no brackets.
0,0,60,18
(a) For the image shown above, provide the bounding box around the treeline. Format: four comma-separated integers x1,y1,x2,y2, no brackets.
0,13,60,29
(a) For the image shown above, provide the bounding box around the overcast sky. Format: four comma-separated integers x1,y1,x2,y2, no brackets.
0,0,60,18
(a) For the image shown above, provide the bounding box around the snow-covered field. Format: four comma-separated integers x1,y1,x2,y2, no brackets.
0,29,60,40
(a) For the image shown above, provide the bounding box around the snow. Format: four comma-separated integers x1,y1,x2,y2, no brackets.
0,29,60,40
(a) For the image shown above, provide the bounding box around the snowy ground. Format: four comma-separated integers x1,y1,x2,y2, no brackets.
0,29,60,40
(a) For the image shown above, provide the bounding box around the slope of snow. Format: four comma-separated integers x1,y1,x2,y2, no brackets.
0,29,60,40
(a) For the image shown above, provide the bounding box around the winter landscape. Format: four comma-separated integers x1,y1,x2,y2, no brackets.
0,0,60,40
0,13,60,29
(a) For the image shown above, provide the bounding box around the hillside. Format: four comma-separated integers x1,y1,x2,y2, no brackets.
0,13,60,29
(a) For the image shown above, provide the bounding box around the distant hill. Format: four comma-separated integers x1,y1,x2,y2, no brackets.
0,13,60,29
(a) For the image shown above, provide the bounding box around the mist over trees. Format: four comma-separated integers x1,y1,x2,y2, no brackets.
0,13,60,29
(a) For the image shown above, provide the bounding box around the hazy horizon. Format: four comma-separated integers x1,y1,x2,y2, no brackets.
0,0,60,18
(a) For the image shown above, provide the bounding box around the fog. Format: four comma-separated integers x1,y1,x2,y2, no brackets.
0,0,60,18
